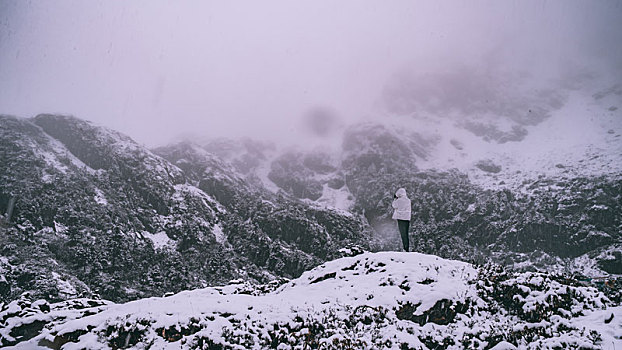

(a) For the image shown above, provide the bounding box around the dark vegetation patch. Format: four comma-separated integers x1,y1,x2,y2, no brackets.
396,299,470,326
475,159,502,173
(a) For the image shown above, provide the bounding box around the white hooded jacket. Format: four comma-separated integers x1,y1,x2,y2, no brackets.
392,188,411,221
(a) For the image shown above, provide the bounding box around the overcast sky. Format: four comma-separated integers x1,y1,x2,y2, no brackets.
1,1,621,146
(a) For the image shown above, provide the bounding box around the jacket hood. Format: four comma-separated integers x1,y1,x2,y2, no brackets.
395,188,407,198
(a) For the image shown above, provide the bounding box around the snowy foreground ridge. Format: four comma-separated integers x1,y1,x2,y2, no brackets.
2,252,621,349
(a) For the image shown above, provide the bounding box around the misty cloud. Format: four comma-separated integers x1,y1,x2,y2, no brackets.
301,106,340,138
0,0,620,146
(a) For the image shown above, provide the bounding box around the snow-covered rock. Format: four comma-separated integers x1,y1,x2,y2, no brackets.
2,253,619,349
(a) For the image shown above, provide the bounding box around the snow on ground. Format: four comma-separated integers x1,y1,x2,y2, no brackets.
4,252,619,349
37,149,71,174
484,90,622,187
277,252,477,312
0,257,11,286
254,153,282,193
26,120,97,175
41,131,97,173
211,224,226,244
51,272,78,299
93,188,108,205
572,306,622,349
1,299,113,350
569,244,622,278
140,231,174,249
53,221,68,234
490,341,519,350
500,248,618,279
315,183,355,212
407,87,622,189
172,183,221,212
5,252,473,349
571,253,608,278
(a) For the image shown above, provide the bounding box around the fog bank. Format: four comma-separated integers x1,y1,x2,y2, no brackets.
1,0,620,146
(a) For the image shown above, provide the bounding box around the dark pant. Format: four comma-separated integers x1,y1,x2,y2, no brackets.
397,220,410,252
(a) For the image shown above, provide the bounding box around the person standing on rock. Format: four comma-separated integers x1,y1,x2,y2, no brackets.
392,188,412,252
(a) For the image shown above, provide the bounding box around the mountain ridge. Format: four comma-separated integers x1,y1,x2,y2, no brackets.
0,114,371,304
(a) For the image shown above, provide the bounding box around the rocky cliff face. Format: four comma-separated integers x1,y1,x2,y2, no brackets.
0,114,371,304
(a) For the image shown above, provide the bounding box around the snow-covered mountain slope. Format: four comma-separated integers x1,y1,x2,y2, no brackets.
2,252,620,349
378,67,620,182
193,81,621,276
202,81,620,200
406,85,622,190
0,114,371,304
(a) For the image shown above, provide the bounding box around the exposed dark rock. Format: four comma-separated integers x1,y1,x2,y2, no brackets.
450,139,464,150
302,152,336,174
598,251,622,274
593,84,621,100
327,176,345,189
396,299,469,326
2,320,47,347
267,152,324,200
309,272,336,284
475,159,502,173
463,121,528,143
